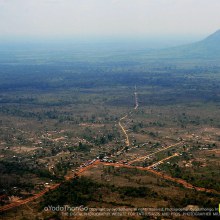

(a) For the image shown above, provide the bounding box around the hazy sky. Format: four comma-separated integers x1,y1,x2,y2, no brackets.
0,0,220,40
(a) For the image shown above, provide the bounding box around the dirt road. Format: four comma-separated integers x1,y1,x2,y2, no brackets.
1,158,219,213
128,142,181,165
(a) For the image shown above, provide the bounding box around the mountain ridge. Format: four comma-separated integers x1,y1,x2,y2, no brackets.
142,29,220,61
204,29,220,43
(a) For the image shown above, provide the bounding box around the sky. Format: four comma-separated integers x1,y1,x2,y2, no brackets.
0,0,220,43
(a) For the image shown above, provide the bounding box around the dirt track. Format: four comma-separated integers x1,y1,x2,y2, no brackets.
128,142,181,165
118,114,130,146
1,158,219,213
1,89,219,213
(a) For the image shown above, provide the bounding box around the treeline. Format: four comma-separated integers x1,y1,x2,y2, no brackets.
0,161,57,185
2,62,219,92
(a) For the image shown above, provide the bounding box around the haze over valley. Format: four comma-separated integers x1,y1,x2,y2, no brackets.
1,1,220,219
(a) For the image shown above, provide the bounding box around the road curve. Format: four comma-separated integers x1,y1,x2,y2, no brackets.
1,159,219,213
118,115,130,147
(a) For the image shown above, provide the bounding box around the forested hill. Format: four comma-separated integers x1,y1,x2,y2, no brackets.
142,29,220,60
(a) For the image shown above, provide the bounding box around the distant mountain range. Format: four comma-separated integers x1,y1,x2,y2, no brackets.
143,29,220,61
